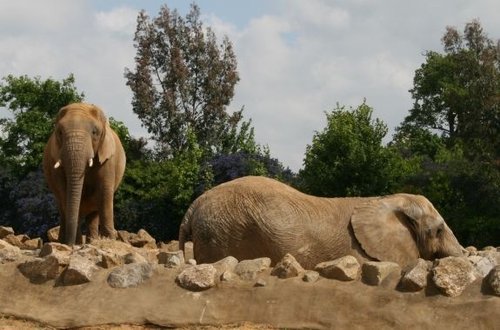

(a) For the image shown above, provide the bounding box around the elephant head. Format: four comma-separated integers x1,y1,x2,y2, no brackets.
351,194,464,266
47,103,117,245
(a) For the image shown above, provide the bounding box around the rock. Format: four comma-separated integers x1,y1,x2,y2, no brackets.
107,262,154,288
362,261,401,286
432,257,476,297
477,250,500,266
176,264,217,291
23,238,43,250
483,246,496,252
124,252,147,264
0,239,22,263
315,256,360,281
47,226,60,242
271,254,305,279
99,250,124,269
159,240,180,252
212,256,239,277
220,271,235,282
129,229,156,249
0,226,15,239
468,255,496,278
303,270,320,283
183,241,194,261
158,250,185,268
18,255,65,283
39,242,72,258
61,255,99,285
234,258,271,281
488,265,500,296
400,259,430,292
2,234,24,248
187,259,197,266
117,230,132,244
465,246,477,256
254,278,267,287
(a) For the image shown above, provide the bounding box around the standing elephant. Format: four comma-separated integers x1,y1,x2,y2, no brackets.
179,176,464,269
43,103,126,245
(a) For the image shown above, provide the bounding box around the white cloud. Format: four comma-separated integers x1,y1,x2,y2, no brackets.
95,7,138,35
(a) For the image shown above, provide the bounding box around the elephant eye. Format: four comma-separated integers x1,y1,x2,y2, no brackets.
92,126,99,136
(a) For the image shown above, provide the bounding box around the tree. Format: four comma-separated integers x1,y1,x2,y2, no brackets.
399,20,500,160
0,74,84,173
125,3,246,158
300,102,404,197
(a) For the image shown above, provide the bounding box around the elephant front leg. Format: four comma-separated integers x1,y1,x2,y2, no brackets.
99,184,117,240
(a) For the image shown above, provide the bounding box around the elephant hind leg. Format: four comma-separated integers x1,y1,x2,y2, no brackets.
86,211,99,242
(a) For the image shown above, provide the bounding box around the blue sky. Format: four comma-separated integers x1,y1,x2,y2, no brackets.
1,1,499,170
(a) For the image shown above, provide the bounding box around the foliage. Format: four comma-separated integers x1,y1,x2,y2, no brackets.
125,3,246,158
0,74,84,174
399,19,500,160
300,101,407,197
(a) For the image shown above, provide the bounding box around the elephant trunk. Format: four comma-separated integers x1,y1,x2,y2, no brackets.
61,132,94,245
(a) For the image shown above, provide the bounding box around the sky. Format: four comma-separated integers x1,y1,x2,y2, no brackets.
1,0,499,171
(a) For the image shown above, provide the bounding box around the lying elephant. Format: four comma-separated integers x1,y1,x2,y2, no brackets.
179,176,464,269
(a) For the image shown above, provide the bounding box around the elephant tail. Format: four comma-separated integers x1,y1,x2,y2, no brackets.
178,204,194,254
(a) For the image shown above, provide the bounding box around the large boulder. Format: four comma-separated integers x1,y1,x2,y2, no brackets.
362,261,401,286
314,256,360,281
107,262,154,288
234,258,271,281
399,259,430,292
271,254,305,279
176,264,217,291
432,257,477,297
18,255,65,283
468,255,496,278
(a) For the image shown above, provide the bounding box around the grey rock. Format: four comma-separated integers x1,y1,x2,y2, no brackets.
212,256,238,276
0,226,15,239
315,256,360,281
176,264,217,291
18,255,65,283
0,239,22,263
234,258,271,281
107,262,154,288
271,253,305,279
362,261,401,286
400,258,430,292
488,265,500,296
432,257,476,297
61,255,99,285
158,250,185,268
302,270,320,283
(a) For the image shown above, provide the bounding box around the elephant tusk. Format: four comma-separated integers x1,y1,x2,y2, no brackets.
54,160,61,169
88,158,93,167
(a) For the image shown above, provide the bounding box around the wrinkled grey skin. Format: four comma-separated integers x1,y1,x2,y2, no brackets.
43,103,126,245
179,176,464,269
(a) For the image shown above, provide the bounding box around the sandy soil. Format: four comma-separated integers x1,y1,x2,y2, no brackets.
1,259,499,329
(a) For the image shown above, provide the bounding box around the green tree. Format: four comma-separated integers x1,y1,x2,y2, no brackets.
399,20,500,160
125,3,250,158
0,74,84,173
300,102,404,197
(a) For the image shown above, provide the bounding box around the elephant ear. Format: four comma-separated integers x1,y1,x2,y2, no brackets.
98,121,116,164
48,133,60,162
351,195,419,266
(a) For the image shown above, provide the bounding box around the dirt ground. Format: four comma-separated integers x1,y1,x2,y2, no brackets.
1,260,499,329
